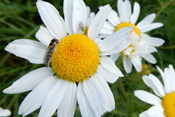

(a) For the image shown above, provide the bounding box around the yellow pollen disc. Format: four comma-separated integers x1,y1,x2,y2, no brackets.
142,64,151,75
51,34,100,82
142,64,149,70
115,22,141,36
120,45,135,57
162,92,175,117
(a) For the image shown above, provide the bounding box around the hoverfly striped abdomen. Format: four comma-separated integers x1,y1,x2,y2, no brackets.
44,38,59,67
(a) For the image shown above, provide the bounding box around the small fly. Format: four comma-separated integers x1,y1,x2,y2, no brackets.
44,38,59,67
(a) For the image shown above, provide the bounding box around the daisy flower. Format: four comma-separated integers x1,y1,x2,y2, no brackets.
86,6,95,27
135,65,175,117
100,0,165,73
3,0,132,116
113,32,158,73
0,107,11,117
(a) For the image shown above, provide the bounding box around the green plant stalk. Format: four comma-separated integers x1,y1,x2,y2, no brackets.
155,0,175,19
118,78,129,106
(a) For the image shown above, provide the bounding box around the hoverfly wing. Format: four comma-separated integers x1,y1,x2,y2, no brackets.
43,39,59,67
79,21,84,32
43,46,51,67
75,21,84,34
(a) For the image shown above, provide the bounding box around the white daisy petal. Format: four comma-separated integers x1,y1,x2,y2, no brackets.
137,13,156,29
117,0,125,22
134,90,161,105
83,78,105,116
103,21,115,30
139,110,149,117
97,65,119,83
3,67,53,94
72,0,87,34
168,65,175,92
131,56,142,72
36,0,67,40
5,39,47,64
100,57,123,77
156,66,165,81
140,23,163,32
63,0,74,34
124,0,131,22
108,10,121,26
156,113,166,117
0,108,11,117
93,74,115,111
88,5,111,40
141,34,165,47
148,46,157,53
101,38,131,55
94,38,102,45
123,56,132,74
110,53,120,62
39,79,68,117
98,26,132,52
86,12,95,27
19,76,58,116
86,6,90,16
141,53,156,64
77,83,95,117
164,67,174,93
35,26,54,46
130,2,140,24
58,82,77,117
142,75,165,97
100,28,114,35
140,108,165,117
147,105,164,116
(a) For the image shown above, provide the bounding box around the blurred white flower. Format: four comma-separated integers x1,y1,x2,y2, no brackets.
135,65,175,117
0,107,11,117
100,0,165,73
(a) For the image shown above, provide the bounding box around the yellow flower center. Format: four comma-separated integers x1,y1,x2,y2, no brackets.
162,92,175,117
141,64,151,75
120,45,135,57
51,34,100,82
115,22,141,36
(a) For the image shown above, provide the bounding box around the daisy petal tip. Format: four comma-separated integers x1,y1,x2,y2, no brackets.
156,65,160,70
103,4,112,11
23,112,30,117
134,90,143,97
152,13,156,17
134,90,138,96
119,73,124,77
2,89,7,93
135,2,139,5
18,110,23,115
142,75,148,80
169,64,173,68
159,23,164,27
36,0,42,5
104,4,110,8
4,45,10,52
2,88,10,94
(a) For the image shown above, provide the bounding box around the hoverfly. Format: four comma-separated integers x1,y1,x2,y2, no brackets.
78,21,84,32
44,38,59,67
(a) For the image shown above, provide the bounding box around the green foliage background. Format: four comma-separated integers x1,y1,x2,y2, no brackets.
0,0,175,116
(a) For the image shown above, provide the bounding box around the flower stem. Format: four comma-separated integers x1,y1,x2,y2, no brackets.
155,0,175,19
156,0,162,7
159,45,175,49
118,78,129,106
